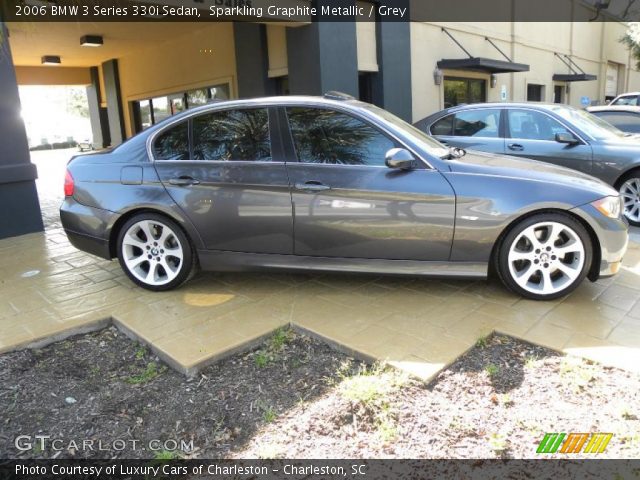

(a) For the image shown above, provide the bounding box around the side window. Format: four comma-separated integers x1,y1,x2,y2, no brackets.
453,109,500,137
507,110,571,141
611,95,638,106
430,115,454,136
596,112,640,133
286,107,395,167
153,121,189,160
192,108,271,161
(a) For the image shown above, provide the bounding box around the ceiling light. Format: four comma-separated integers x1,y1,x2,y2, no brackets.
80,35,103,47
41,55,61,65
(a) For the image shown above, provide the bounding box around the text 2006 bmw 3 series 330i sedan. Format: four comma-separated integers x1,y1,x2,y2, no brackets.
60,93,628,300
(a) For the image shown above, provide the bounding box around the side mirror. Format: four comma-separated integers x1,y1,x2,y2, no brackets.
555,132,579,145
385,148,417,170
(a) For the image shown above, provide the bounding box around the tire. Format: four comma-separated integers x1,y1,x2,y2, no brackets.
618,171,640,226
494,212,593,301
116,213,197,291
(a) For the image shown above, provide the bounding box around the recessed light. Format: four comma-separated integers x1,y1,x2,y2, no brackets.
80,35,103,47
41,55,61,65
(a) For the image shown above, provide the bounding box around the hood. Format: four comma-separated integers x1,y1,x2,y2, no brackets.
444,149,616,198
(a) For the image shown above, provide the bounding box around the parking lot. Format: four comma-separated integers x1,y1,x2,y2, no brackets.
1,148,639,379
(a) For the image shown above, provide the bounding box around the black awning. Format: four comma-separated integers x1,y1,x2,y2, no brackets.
437,57,530,74
552,73,597,82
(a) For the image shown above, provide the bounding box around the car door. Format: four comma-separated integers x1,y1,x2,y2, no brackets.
281,105,456,261
504,108,593,175
430,108,506,154
152,107,293,254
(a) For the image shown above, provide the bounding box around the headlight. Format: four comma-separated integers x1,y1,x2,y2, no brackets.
591,196,622,219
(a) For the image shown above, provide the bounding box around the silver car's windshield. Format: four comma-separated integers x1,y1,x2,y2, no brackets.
550,105,626,141
364,104,450,158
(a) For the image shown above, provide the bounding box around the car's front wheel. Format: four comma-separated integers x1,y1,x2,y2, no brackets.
618,172,640,226
495,213,592,300
116,213,196,291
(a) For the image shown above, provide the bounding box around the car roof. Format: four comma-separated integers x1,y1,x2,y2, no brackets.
613,92,640,97
587,105,640,113
415,102,576,125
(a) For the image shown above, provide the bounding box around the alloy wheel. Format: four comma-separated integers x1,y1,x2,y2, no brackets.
121,220,184,286
619,177,640,223
507,221,585,296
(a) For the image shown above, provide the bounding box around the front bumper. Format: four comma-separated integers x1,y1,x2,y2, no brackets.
570,204,628,280
60,197,118,260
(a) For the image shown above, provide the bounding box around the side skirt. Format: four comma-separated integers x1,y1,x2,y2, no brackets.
197,250,488,279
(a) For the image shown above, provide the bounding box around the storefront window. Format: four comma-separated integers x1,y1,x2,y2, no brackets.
139,100,152,130
443,77,486,108
187,88,209,107
152,96,171,124
209,84,230,100
169,94,185,114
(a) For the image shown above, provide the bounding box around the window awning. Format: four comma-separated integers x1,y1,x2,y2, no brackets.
437,58,530,74
438,29,530,74
553,54,597,82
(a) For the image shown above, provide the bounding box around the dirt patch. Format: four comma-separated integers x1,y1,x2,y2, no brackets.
1,329,638,459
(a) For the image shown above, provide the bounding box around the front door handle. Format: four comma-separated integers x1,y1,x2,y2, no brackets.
295,181,331,192
169,176,200,186
508,143,524,151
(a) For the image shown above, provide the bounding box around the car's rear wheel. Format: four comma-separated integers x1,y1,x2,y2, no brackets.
618,172,640,226
495,213,592,300
116,213,195,291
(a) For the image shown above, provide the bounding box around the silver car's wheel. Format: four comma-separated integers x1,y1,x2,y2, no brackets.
619,177,640,224
496,213,592,300
116,213,195,291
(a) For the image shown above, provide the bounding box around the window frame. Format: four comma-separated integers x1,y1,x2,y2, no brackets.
280,105,407,169
149,106,282,163
504,107,586,144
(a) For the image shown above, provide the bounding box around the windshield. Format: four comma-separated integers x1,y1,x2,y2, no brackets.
364,104,450,158
549,105,626,141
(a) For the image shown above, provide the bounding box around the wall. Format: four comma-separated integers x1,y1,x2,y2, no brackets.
411,21,640,123
15,66,91,86
117,23,237,138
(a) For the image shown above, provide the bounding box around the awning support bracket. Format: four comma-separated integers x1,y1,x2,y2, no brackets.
485,37,512,62
441,28,473,59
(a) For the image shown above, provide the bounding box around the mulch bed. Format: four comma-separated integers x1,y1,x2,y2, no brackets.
0,327,638,459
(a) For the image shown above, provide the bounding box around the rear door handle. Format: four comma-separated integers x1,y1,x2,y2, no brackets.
508,143,524,151
169,176,200,186
295,181,331,192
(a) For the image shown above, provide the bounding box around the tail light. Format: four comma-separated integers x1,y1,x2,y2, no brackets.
64,170,74,196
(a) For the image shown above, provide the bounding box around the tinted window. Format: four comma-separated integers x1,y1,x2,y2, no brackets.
192,109,271,161
592,111,640,133
454,109,500,137
611,95,639,106
431,115,454,135
286,107,395,166
527,84,544,102
153,121,189,160
508,110,571,141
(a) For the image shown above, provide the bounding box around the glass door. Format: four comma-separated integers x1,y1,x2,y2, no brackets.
443,77,486,107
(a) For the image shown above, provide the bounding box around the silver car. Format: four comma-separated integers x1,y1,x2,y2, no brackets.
60,94,627,300
415,103,640,225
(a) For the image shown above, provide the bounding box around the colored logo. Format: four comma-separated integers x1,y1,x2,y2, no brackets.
536,433,613,454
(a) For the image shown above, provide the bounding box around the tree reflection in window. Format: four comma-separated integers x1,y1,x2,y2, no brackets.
192,109,271,161
286,107,395,166
153,121,189,160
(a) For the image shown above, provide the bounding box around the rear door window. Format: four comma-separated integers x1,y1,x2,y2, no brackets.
453,109,501,137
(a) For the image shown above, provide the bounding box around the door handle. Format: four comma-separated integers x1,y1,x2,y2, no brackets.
295,181,331,192
168,176,200,186
508,143,524,151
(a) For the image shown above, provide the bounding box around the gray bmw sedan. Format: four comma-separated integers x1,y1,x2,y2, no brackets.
415,103,640,225
61,94,627,300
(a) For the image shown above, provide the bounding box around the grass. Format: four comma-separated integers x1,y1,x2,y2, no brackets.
253,327,294,368
262,406,277,423
485,363,500,378
153,450,180,460
125,361,166,385
475,334,491,349
135,345,147,360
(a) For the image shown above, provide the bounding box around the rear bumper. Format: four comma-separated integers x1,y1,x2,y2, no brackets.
60,197,118,260
570,204,628,280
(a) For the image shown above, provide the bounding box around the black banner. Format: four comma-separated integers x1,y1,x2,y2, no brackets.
1,459,640,480
1,0,639,22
